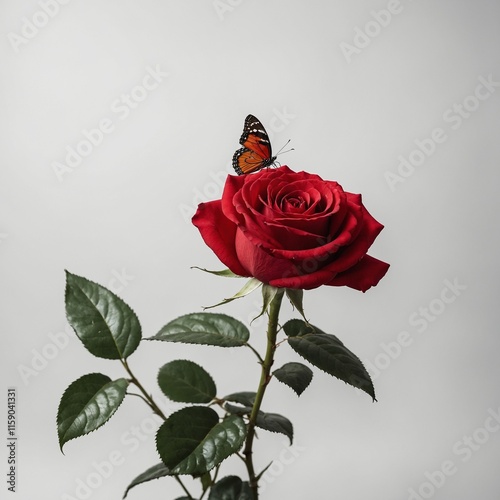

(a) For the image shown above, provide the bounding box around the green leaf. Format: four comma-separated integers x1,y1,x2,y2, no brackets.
158,360,216,404
174,415,246,475
223,392,255,416
148,313,249,347
200,472,212,493
157,408,246,475
223,392,256,407
203,278,262,309
191,266,241,278
255,412,293,444
57,373,129,451
285,289,307,321
226,385,293,445
123,463,172,498
156,407,219,470
284,320,376,401
282,318,310,337
224,403,253,416
65,271,141,359
273,362,313,396
208,476,253,500
224,404,251,417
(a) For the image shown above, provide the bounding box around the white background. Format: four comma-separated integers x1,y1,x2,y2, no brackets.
1,1,500,499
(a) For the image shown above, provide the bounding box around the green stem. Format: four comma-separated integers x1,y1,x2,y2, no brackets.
122,361,195,498
174,476,193,499
121,359,167,420
243,289,284,499
199,465,220,500
245,342,264,364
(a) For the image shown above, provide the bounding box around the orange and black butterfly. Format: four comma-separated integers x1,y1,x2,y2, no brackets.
232,114,277,175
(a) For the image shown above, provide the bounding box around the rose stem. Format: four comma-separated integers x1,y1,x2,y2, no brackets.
120,358,167,420
174,476,194,499
120,360,195,499
243,288,284,499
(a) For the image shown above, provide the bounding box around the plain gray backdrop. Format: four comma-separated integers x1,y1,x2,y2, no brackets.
1,1,500,499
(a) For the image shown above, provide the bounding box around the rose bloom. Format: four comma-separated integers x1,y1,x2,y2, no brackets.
192,166,389,291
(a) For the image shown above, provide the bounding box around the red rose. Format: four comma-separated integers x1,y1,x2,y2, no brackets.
192,166,389,291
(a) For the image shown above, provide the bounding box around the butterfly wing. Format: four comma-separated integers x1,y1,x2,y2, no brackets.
232,114,276,175
233,147,274,175
240,115,273,160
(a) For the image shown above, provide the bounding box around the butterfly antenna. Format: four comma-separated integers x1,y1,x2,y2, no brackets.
276,139,294,156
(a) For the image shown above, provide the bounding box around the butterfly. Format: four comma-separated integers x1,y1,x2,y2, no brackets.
232,114,277,175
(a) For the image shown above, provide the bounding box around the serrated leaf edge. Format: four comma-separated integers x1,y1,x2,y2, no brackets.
273,363,314,396
146,312,249,347
123,462,172,498
255,412,294,445
57,373,129,452
164,415,247,475
157,359,217,404
64,270,142,360
288,335,376,401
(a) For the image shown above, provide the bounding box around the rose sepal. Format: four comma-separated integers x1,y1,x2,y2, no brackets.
203,278,262,310
285,288,308,322
191,266,243,278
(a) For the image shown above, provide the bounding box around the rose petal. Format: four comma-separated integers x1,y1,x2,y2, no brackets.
326,255,390,292
234,228,298,282
263,195,380,264
193,165,389,293
258,221,329,250
267,266,341,290
192,200,250,277
221,174,247,225
267,254,389,291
